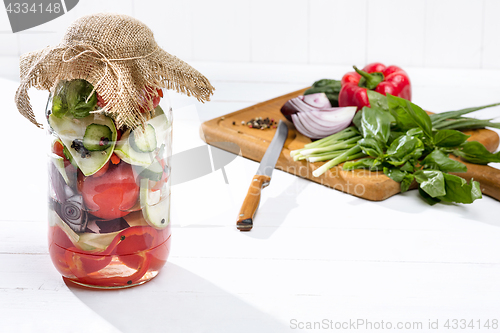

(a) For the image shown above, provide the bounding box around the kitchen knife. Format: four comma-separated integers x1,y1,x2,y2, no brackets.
237,120,288,231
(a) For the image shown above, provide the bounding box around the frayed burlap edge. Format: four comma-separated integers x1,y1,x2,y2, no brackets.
15,17,214,129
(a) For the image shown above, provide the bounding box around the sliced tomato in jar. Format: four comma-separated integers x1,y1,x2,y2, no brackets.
52,141,65,158
139,87,163,113
78,162,139,220
91,160,110,178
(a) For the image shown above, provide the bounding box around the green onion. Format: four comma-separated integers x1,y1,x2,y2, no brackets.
429,102,500,123
433,117,500,130
312,145,364,177
299,136,361,156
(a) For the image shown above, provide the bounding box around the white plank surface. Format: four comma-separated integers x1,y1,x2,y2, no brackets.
2,63,500,333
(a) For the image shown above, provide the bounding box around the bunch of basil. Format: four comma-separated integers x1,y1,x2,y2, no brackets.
344,92,500,205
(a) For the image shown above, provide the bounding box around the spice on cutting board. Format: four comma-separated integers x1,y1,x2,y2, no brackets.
245,117,276,129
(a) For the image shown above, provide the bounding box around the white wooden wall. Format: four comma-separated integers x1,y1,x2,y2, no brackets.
0,0,499,72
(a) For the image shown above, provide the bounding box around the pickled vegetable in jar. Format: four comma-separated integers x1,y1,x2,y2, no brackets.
47,79,172,288
14,13,214,288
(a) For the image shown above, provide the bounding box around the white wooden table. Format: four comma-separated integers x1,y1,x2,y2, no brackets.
1,62,500,333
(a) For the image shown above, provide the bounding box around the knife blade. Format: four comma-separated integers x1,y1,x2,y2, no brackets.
236,120,288,231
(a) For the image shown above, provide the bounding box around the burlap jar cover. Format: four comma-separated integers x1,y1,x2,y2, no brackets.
15,13,214,129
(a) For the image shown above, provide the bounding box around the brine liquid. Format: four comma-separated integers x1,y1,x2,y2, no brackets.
48,225,171,288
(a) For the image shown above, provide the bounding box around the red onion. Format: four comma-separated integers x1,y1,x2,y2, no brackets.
302,93,331,109
281,93,356,139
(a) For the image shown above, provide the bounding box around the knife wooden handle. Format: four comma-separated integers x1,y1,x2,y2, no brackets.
236,175,271,231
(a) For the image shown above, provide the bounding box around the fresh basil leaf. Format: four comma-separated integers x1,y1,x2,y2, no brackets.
433,129,470,147
387,94,433,140
66,79,98,119
418,187,441,205
401,174,415,192
311,79,341,89
437,173,482,204
453,141,500,165
387,95,418,131
51,95,67,118
343,158,381,171
51,82,68,118
386,134,424,166
414,170,446,198
388,131,405,145
383,166,406,182
358,137,385,158
406,128,424,139
422,149,467,173
366,90,389,112
400,161,415,173
360,106,393,143
352,109,363,134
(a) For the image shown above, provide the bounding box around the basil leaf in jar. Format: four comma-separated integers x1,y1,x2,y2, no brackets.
66,79,98,119
51,79,98,119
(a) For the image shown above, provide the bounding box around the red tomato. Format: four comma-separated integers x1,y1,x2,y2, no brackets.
139,87,163,113
116,129,122,141
92,160,110,178
78,162,139,220
52,141,65,158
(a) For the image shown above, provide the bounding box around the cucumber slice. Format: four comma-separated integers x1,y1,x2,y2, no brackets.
130,124,156,153
83,124,113,151
48,209,80,243
49,113,117,176
134,159,164,181
49,153,70,185
49,209,120,251
114,129,155,166
149,106,171,146
139,178,170,229
114,106,171,166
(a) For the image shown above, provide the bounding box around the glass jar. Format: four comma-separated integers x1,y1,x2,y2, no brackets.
46,80,172,288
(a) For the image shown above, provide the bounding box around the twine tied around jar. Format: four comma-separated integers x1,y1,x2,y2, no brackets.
15,13,215,129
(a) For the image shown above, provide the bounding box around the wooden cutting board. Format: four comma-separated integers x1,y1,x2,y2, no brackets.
200,88,500,201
